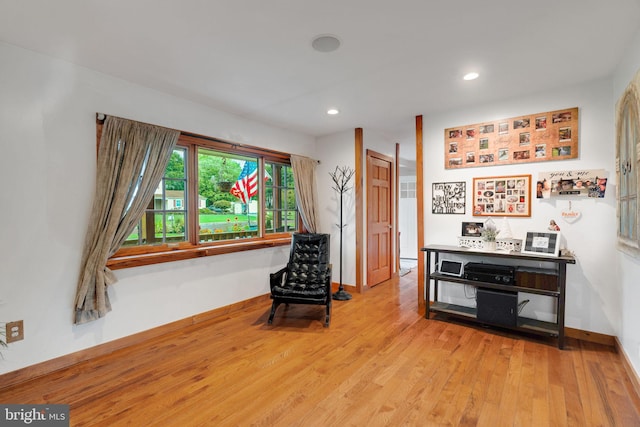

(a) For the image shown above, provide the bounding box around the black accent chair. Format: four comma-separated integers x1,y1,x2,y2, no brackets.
268,233,332,327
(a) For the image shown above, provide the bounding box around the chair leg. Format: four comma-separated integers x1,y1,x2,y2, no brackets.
324,302,331,327
268,301,280,325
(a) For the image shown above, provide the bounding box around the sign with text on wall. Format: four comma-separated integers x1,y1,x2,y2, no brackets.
444,107,579,169
432,181,466,214
536,169,608,199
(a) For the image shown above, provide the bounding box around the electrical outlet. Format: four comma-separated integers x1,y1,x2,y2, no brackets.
6,320,24,343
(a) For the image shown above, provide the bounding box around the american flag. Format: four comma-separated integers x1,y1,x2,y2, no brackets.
230,162,258,203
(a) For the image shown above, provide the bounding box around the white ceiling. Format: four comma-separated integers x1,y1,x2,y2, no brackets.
2,0,640,149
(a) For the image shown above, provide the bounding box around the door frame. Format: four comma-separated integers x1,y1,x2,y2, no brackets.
366,149,395,287
354,129,400,292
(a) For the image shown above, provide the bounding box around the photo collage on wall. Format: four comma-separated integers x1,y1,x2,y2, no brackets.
444,107,579,169
536,169,608,198
472,174,531,217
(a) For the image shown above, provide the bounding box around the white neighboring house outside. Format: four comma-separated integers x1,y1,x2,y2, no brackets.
154,188,206,210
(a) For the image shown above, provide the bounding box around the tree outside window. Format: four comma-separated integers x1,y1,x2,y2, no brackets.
118,135,298,254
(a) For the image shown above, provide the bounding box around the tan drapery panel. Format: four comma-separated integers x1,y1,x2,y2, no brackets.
291,154,319,233
74,116,179,324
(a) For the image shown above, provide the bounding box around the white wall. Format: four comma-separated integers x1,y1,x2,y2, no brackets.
0,42,316,374
422,78,620,337
316,131,357,287
399,176,418,260
613,27,640,378
316,128,398,289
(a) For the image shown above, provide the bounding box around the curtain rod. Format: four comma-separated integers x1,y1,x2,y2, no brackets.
96,112,320,163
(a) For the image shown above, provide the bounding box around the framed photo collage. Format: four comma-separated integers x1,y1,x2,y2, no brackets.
472,174,531,217
444,107,579,170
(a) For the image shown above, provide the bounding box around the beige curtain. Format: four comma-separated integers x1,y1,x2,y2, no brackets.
74,116,179,324
291,154,319,233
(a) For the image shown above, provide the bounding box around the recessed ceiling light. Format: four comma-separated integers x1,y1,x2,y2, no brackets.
312,35,341,53
463,72,479,81
327,108,339,115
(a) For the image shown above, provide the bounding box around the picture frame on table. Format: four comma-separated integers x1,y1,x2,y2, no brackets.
521,231,561,257
461,222,484,237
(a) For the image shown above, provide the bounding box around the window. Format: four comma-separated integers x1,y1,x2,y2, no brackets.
400,181,416,199
108,130,299,268
616,81,640,256
265,162,298,233
196,148,261,242
123,147,188,247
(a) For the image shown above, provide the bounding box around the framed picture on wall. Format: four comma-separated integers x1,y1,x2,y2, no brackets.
472,174,531,217
522,231,561,257
432,181,466,214
444,107,579,169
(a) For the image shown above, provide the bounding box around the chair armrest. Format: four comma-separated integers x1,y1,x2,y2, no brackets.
270,267,288,290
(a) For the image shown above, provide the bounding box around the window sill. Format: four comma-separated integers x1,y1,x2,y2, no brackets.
107,237,292,270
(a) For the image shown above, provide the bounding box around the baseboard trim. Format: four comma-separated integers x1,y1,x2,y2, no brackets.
565,327,616,347
615,337,640,400
331,282,357,293
0,293,271,392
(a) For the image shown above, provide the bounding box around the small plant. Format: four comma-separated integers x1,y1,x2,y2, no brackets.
481,221,499,241
225,216,245,232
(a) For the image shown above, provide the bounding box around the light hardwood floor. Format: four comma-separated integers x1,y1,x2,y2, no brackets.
2,270,639,426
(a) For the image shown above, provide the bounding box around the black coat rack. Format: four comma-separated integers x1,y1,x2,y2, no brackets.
330,166,355,301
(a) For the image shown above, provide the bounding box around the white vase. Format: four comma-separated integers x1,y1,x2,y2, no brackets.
484,241,496,251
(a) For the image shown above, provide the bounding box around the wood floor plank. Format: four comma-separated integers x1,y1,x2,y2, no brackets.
532,343,551,427
0,270,638,426
496,339,525,426
549,383,569,427
456,332,501,426
574,340,615,426
591,339,640,426
548,338,587,426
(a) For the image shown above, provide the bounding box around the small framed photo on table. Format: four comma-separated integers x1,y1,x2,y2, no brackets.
461,222,484,237
522,231,561,257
